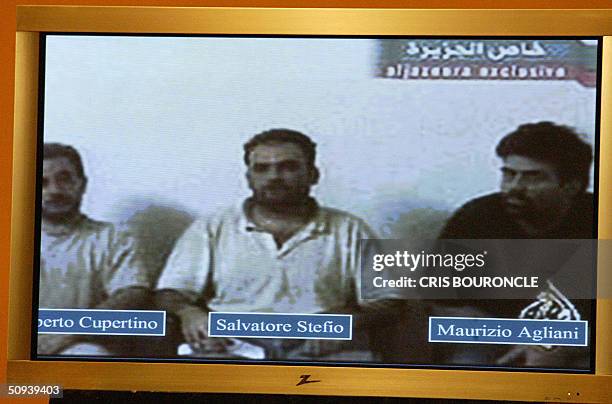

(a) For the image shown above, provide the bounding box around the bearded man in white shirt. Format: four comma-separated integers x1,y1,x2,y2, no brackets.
156,129,402,360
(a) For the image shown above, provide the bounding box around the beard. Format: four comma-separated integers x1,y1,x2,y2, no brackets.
41,195,81,222
503,193,560,226
252,184,311,209
503,194,529,215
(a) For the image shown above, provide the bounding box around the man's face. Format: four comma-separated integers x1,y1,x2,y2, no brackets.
41,157,86,221
500,155,577,222
246,142,317,207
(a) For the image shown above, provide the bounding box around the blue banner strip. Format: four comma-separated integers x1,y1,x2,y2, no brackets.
38,309,166,336
429,317,587,346
208,312,352,340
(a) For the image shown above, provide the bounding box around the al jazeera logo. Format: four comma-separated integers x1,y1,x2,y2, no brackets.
520,280,583,350
376,39,597,88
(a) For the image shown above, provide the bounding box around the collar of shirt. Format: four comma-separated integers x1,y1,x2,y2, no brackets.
42,213,88,237
239,198,332,253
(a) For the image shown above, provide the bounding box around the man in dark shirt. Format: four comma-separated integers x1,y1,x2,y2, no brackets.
441,122,593,240
436,122,594,368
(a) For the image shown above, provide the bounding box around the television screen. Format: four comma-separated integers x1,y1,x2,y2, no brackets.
35,34,599,373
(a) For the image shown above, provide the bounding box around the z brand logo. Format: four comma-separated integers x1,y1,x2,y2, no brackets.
296,374,321,386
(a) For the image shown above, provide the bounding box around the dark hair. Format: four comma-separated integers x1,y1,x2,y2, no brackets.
495,121,593,191
43,143,86,179
243,129,317,167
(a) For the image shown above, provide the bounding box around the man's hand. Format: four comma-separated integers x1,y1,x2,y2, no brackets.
177,306,209,350
496,345,568,367
177,306,229,353
38,334,77,355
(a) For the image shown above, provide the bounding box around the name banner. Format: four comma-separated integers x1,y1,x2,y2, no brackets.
208,312,352,340
429,317,588,346
38,309,166,336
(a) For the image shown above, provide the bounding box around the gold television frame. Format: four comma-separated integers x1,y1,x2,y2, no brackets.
7,6,612,402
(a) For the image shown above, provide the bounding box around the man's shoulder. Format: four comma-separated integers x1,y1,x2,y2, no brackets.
192,204,369,225
186,204,376,237
78,216,138,245
186,205,244,232
454,193,505,215
319,206,366,223
439,193,508,239
41,215,131,248
319,206,362,219
561,192,595,238
318,206,376,236
68,215,114,237
80,215,111,229
570,192,594,221
574,192,594,209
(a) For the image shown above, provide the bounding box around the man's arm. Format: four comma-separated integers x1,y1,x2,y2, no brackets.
37,287,149,355
37,287,150,355
38,335,78,355
294,299,405,358
297,219,406,358
102,225,153,298
83,226,153,355
154,217,224,352
156,289,227,353
96,286,150,310
326,299,404,330
439,205,471,239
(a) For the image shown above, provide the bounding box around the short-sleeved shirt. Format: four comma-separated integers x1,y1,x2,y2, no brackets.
39,215,150,309
156,201,384,313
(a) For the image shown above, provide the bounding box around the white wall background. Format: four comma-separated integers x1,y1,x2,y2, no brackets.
43,36,597,237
